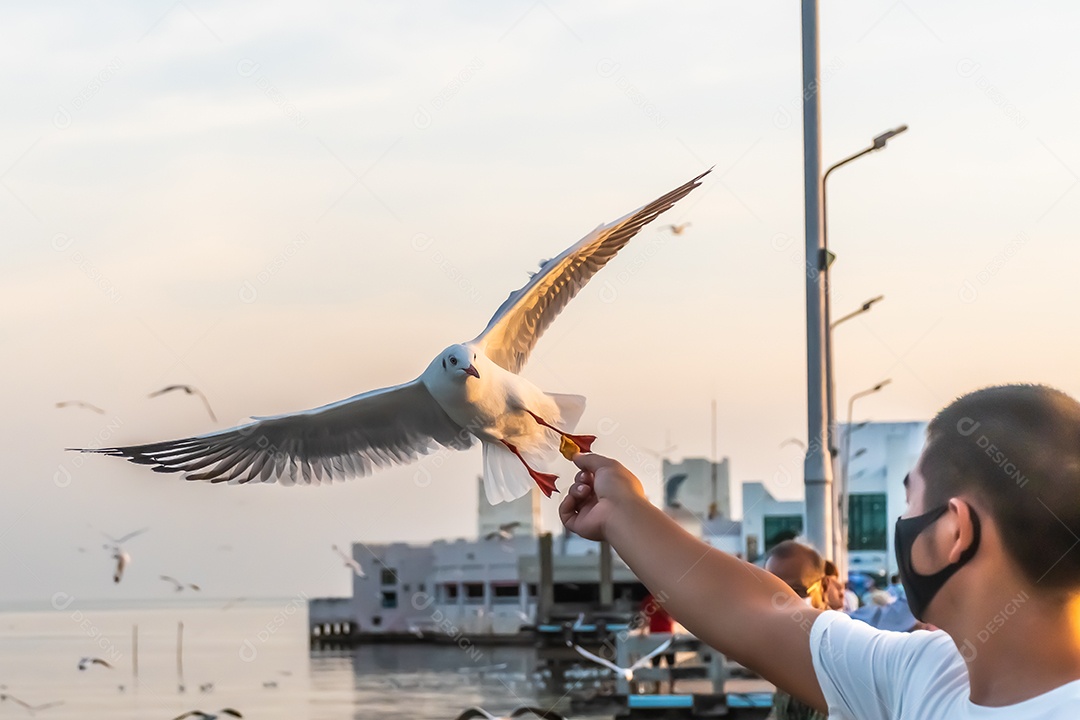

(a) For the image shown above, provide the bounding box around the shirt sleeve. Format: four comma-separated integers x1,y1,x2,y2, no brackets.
809,610,923,720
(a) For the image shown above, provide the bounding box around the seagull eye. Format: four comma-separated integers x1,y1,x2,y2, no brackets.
449,357,458,365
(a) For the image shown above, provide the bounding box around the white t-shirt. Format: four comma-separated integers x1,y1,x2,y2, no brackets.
810,610,1080,719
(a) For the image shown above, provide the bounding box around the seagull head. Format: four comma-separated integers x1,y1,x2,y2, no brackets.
439,344,480,380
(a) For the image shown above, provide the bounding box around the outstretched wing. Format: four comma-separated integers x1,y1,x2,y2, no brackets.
472,170,709,373
104,527,149,545
570,643,623,675
75,381,473,485
630,636,675,670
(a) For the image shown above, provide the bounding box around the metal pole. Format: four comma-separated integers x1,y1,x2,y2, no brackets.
801,0,833,558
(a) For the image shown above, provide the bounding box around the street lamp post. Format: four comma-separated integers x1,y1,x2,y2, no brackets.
839,379,892,576
822,124,907,565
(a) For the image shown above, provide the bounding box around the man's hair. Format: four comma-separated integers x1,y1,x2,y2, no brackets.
921,384,1080,592
824,559,839,578
768,540,824,576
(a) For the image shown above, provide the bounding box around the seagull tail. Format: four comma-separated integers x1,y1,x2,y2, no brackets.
482,441,534,505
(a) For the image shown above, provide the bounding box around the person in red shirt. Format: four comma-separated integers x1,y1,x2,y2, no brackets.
640,592,677,692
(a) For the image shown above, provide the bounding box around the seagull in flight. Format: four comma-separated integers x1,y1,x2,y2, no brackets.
55,400,105,415
570,636,675,681
484,521,521,541
160,576,202,592
0,693,64,715
74,171,708,504
661,222,692,235
332,545,365,577
453,708,563,720
100,528,147,584
78,657,114,671
149,385,218,422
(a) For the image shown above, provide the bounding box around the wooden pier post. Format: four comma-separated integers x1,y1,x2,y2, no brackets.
538,532,554,624
599,539,614,608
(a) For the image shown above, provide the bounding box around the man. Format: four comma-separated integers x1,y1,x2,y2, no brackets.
823,560,859,612
886,573,907,602
560,385,1080,717
765,541,830,720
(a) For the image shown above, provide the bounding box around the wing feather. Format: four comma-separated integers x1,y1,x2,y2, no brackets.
75,381,474,486
473,170,709,372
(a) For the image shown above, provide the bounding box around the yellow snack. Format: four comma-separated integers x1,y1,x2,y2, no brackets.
559,435,579,461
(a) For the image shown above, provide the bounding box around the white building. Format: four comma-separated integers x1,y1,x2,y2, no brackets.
739,421,927,577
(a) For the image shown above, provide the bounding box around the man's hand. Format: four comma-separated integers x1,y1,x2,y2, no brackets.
559,452,647,541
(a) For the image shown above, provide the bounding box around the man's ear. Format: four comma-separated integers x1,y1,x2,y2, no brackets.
946,498,979,564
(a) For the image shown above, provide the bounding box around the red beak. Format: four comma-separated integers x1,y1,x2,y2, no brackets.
463,365,480,379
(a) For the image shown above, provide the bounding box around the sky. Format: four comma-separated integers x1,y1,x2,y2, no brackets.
2,1,1079,602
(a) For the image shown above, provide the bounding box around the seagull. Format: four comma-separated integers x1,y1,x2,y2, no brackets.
74,171,708,504
77,657,114,671
570,636,675,682
662,222,692,235
55,400,105,415
149,384,218,423
171,710,242,720
0,693,64,714
160,576,202,592
484,521,521,541
110,548,131,584
332,545,365,577
453,708,563,720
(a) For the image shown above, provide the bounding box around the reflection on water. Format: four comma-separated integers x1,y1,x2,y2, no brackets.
0,600,605,720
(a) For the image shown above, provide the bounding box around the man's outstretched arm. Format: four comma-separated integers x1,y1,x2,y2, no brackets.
560,452,827,712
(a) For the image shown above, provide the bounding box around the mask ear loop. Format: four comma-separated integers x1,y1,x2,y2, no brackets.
955,502,982,565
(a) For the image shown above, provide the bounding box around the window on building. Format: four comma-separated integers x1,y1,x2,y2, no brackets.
527,584,538,597
402,583,410,593
492,584,520,604
848,493,888,551
380,591,398,609
442,583,459,602
464,583,484,603
380,568,397,586
371,616,382,627
419,583,426,593
763,515,804,552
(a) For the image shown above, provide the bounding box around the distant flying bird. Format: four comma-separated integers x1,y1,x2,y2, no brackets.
110,548,131,584
484,521,521,541
100,528,146,584
780,437,806,451
74,171,708,504
148,384,217,422
453,707,563,720
661,222,691,235
220,597,246,611
55,400,105,415
0,693,64,714
331,545,365,577
171,710,242,720
570,636,675,682
160,576,201,592
78,657,114,671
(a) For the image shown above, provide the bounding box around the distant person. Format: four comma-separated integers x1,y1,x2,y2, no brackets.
886,573,907,602
561,384,1080,717
764,541,831,720
823,560,859,612
639,592,677,693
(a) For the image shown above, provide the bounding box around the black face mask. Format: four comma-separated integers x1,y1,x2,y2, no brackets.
894,504,981,620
